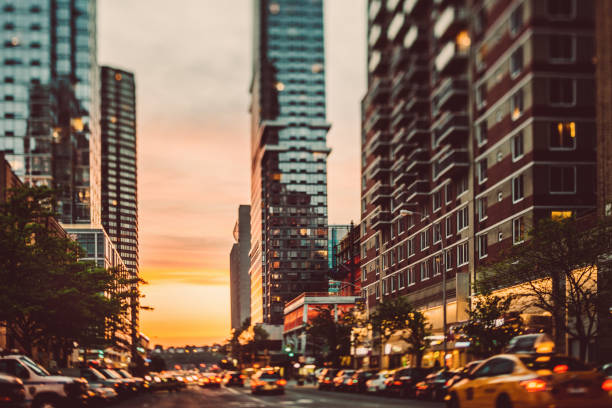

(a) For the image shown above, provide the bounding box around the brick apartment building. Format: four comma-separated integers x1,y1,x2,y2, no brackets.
360,0,597,367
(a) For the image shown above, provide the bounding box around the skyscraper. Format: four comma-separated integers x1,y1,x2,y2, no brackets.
0,0,100,224
230,205,251,332
250,0,331,325
99,66,139,352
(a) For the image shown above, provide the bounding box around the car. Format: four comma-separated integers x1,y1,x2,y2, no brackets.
64,366,125,397
332,370,355,391
446,354,612,408
223,371,245,387
0,373,27,408
199,372,222,388
115,369,145,391
385,366,432,398
445,360,483,390
317,368,339,390
415,369,458,401
0,354,88,408
365,370,393,394
97,368,136,395
85,383,118,408
250,370,286,395
345,369,377,393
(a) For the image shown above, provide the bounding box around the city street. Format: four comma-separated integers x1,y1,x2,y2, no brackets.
112,385,445,408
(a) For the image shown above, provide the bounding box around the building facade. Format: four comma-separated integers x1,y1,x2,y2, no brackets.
249,0,331,325
0,0,100,225
230,205,251,331
328,224,351,270
361,0,596,367
332,222,361,297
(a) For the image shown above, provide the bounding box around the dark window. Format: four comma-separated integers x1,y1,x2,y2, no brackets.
510,46,523,77
549,78,574,105
550,166,576,193
3,22,15,30
510,4,523,35
548,0,573,18
549,35,573,60
3,4,15,12
512,132,524,160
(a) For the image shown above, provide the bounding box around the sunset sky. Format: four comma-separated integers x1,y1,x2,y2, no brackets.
98,0,366,347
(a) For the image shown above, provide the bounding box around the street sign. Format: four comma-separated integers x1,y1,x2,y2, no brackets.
328,280,341,293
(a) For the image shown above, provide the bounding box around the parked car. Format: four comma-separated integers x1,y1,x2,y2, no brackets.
415,369,458,401
332,370,355,391
223,371,244,387
85,383,118,407
445,360,483,389
346,369,377,393
317,368,339,390
250,370,286,395
0,354,88,408
447,354,612,408
97,368,135,396
365,370,393,394
115,369,145,391
385,367,432,398
0,373,27,408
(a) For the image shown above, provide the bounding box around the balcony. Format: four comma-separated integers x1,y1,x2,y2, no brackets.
371,210,392,229
403,25,427,51
405,117,430,145
404,87,429,115
433,6,468,40
404,0,426,16
433,112,469,146
435,41,469,75
364,77,390,107
391,71,411,101
391,106,412,132
405,149,429,174
369,0,384,23
365,155,391,179
404,59,428,82
405,179,429,203
365,130,391,156
364,105,391,133
370,182,392,206
432,77,468,112
391,47,411,71
368,24,386,49
433,148,469,180
390,155,406,172
387,12,409,43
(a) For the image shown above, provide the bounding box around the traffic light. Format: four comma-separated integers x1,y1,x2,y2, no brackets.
284,344,294,357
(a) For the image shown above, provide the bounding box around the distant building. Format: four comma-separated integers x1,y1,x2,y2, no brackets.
230,205,251,332
332,223,361,297
249,0,331,325
328,225,351,270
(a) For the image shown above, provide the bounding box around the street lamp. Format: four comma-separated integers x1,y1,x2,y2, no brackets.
399,209,448,370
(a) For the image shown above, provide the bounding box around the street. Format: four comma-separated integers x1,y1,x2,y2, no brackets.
112,385,445,408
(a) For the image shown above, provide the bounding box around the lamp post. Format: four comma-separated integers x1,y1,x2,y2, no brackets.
400,209,448,370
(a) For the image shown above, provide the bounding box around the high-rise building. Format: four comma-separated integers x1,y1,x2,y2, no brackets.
361,0,596,367
230,205,251,332
250,0,331,325
0,0,100,225
99,66,139,355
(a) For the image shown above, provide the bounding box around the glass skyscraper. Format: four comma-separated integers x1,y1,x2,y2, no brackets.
250,0,331,325
0,0,100,224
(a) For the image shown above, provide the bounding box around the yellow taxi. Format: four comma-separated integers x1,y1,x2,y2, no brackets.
446,346,611,408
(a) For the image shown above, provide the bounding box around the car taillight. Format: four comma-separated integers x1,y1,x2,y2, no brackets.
277,379,287,386
393,381,402,386
445,379,452,387
240,375,246,379
553,364,569,373
520,378,549,392
417,383,427,390
602,379,612,391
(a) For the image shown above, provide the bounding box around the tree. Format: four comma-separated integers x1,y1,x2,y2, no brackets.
306,306,352,366
369,297,431,368
463,293,523,359
477,216,612,359
0,186,133,362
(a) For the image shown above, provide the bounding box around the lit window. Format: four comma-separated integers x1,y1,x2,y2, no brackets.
456,30,471,51
275,82,285,91
511,89,524,120
551,211,572,220
115,73,122,81
269,3,280,14
550,122,576,149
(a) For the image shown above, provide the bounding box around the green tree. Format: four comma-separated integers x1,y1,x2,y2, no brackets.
463,294,523,359
477,216,612,359
306,306,352,366
369,297,431,368
0,186,133,362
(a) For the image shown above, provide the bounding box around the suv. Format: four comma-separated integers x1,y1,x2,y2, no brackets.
0,373,27,407
385,367,431,398
0,355,88,407
317,368,339,390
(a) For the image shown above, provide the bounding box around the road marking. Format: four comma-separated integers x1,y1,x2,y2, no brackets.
224,386,272,406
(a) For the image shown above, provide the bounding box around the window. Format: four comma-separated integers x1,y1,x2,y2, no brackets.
477,197,488,221
513,217,525,244
407,238,415,256
478,234,488,259
510,46,523,77
391,276,396,292
390,250,395,265
420,261,430,280
398,272,405,288
445,249,453,270
383,278,388,295
549,78,574,105
420,230,429,250
477,121,488,146
376,284,380,299
457,242,469,266
511,89,524,120
433,191,441,211
457,206,469,232
445,183,453,204
457,175,468,196
477,159,488,184
476,84,487,109
433,256,442,276
433,223,441,243
550,166,576,193
408,267,416,285
550,122,576,149
548,0,574,19
445,216,452,237
512,132,524,161
549,35,574,61
510,3,523,35
512,175,524,202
